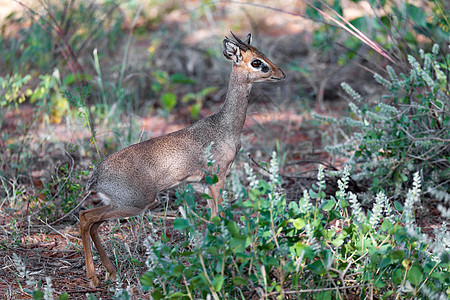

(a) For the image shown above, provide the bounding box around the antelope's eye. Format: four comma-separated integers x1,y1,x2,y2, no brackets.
251,59,262,68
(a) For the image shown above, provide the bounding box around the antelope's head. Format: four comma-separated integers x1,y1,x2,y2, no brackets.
223,32,286,83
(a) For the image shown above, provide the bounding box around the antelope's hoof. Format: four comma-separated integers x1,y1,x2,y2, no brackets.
106,271,118,282
89,275,100,288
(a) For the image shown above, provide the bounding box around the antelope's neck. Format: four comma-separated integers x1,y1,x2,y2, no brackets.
216,68,253,136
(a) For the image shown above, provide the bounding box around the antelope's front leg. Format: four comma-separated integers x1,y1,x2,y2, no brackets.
207,177,225,217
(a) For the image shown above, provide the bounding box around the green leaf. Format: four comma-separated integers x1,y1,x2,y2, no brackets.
181,92,196,102
331,234,345,247
170,73,196,84
259,180,271,194
227,220,240,237
201,193,212,199
180,251,195,257
232,276,247,285
394,201,403,211
306,4,322,20
151,82,162,93
404,31,417,45
154,267,165,276
388,224,402,235
379,257,392,269
322,229,335,241
173,264,185,276
230,235,249,252
290,218,306,230
161,92,177,111
131,258,144,266
395,228,407,243
200,86,217,96
408,265,423,286
322,198,336,211
212,274,225,291
309,189,317,199
382,291,394,300
288,201,299,214
405,4,427,27
58,292,69,300
318,190,326,199
179,185,196,208
190,102,201,119
392,268,403,285
339,198,350,208
167,292,189,298
207,246,219,255
173,218,190,231
205,175,218,185
374,275,386,288
152,289,164,300
32,290,44,300
317,291,332,300
212,215,221,225
400,173,408,182
63,73,92,86
391,250,405,260
371,253,381,266
380,220,393,232
308,260,325,275
161,245,171,254
349,16,368,32
161,233,170,243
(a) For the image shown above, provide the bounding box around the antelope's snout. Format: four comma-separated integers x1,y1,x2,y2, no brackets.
271,68,286,81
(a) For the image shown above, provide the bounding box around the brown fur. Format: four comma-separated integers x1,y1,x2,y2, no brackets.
79,32,285,287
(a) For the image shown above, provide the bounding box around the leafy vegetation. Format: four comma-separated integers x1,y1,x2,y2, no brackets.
320,44,449,195
305,0,450,66
141,156,448,299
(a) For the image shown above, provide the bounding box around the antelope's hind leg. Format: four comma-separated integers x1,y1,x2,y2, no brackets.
79,205,113,287
79,204,149,287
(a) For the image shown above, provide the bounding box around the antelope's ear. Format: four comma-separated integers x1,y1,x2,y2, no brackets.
245,33,252,45
223,38,243,63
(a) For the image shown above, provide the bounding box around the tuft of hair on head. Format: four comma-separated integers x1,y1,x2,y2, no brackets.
226,31,252,51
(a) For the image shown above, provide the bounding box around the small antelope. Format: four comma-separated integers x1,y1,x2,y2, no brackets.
80,32,285,287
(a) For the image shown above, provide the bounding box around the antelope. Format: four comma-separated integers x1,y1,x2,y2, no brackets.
79,32,285,287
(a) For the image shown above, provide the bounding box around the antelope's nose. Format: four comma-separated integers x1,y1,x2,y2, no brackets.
272,68,286,81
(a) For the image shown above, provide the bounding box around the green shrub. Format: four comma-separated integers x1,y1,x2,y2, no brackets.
320,44,449,195
0,0,125,76
140,153,449,299
0,0,126,131
305,0,449,66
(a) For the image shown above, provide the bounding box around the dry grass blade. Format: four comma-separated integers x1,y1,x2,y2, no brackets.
304,0,397,65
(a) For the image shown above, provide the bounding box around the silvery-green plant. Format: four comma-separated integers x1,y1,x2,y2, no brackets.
43,277,54,300
348,191,365,224
369,191,386,228
320,45,449,197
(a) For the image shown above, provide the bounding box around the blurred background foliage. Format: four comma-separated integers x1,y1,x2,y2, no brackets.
0,0,448,236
